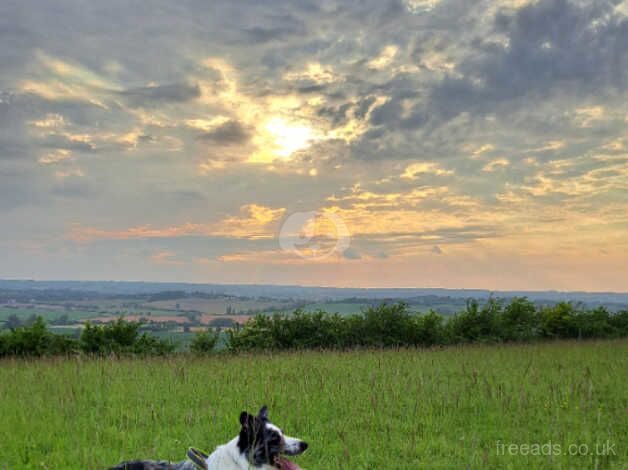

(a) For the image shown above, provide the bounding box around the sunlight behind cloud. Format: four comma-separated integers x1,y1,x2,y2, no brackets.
250,117,318,163
266,118,314,158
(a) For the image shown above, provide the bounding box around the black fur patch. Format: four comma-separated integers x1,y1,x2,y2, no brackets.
108,460,196,470
237,406,283,467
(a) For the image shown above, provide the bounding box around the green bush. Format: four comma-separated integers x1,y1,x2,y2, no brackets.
190,329,219,354
80,318,174,355
501,297,538,341
132,333,176,356
609,310,628,336
0,301,626,358
226,299,628,352
572,307,614,338
0,317,78,357
413,311,446,346
540,302,577,338
360,303,415,347
447,298,502,343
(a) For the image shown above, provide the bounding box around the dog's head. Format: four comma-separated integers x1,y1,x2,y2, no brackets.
237,406,308,469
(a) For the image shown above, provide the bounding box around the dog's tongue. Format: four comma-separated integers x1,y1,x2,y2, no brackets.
276,456,301,470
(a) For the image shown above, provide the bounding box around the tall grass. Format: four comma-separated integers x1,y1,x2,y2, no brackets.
0,340,626,469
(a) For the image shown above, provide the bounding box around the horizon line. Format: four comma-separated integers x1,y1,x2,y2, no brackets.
1,277,627,295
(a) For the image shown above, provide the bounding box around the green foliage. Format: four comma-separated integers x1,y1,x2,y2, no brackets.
0,317,78,357
131,332,176,356
0,302,627,358
80,318,174,355
227,299,628,352
609,310,628,335
81,319,139,354
447,298,503,343
501,297,538,341
2,314,23,330
572,306,614,338
540,302,577,338
360,303,415,347
190,329,219,354
413,310,446,346
0,317,174,357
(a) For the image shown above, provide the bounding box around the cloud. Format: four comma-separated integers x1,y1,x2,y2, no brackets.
401,162,453,178
342,247,362,260
197,120,251,145
38,149,73,164
65,204,287,243
426,0,628,119
482,158,509,172
0,0,626,289
118,82,201,107
367,45,399,70
242,15,307,43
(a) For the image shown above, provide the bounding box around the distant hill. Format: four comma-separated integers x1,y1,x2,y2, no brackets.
1,279,627,307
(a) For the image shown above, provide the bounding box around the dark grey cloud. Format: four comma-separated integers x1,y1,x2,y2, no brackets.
197,120,251,145
431,245,443,255
243,19,306,43
295,84,329,94
426,0,627,120
342,247,362,260
40,134,95,152
118,83,201,107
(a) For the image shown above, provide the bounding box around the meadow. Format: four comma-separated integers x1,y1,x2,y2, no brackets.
0,340,626,469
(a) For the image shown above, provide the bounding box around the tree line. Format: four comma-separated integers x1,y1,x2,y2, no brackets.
226,299,628,351
1,298,627,357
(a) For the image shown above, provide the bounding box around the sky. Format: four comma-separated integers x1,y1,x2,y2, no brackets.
0,0,627,291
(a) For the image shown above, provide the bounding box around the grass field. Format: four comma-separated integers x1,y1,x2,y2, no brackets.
0,340,626,469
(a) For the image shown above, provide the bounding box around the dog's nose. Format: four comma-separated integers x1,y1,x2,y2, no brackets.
300,442,308,452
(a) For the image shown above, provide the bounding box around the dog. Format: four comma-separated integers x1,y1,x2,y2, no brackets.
108,406,308,470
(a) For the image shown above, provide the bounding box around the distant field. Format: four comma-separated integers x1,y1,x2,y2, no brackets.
303,302,369,315
0,306,95,322
0,298,522,327
303,302,462,316
143,297,295,314
85,314,251,325
0,340,625,469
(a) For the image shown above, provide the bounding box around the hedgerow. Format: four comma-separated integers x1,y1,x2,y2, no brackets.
1,299,627,357
0,318,174,357
227,299,628,352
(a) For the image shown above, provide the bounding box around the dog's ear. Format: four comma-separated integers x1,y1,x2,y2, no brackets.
240,411,251,427
258,405,268,421
240,411,260,430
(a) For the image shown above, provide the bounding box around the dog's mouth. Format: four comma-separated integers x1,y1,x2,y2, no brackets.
275,455,301,470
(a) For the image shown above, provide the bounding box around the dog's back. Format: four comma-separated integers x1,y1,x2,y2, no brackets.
108,460,197,470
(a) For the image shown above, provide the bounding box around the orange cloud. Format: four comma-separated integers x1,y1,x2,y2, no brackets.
66,204,286,242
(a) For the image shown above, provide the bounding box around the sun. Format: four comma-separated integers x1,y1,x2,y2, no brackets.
266,117,314,158
250,117,316,163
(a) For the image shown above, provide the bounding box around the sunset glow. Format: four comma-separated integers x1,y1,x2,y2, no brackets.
1,0,627,291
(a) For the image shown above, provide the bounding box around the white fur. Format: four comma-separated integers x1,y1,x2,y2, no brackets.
203,437,275,470
282,436,304,456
